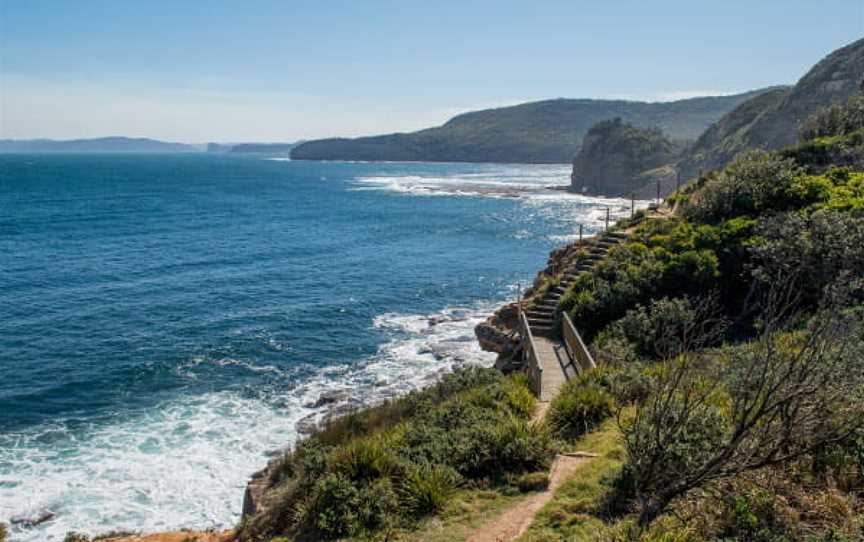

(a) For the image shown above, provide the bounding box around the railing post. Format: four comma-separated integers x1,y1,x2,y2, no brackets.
605,207,610,232
579,223,583,243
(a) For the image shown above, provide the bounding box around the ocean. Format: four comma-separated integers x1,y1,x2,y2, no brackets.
0,153,640,540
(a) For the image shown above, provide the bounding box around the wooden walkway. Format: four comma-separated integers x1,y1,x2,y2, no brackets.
519,232,626,400
532,336,574,401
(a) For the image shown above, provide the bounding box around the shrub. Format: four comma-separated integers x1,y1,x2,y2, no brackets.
682,150,804,223
604,297,725,360
500,374,537,419
330,437,401,483
0,523,7,542
63,534,90,542
800,92,864,141
720,489,778,541
400,464,460,516
514,471,550,492
547,379,616,440
303,472,362,538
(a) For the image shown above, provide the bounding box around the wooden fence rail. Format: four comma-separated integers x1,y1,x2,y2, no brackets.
518,310,543,397
562,312,596,373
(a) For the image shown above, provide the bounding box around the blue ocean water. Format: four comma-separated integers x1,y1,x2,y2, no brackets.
0,154,637,540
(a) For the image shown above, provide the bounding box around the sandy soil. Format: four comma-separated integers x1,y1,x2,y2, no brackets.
465,454,588,542
100,531,232,542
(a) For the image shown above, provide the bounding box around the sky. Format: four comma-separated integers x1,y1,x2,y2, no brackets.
1,1,862,143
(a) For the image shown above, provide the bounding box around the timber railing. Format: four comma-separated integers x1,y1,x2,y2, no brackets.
518,309,543,397
562,312,596,373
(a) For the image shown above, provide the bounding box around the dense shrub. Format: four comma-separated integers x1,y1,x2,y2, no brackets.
682,150,805,223
238,369,554,541
399,464,460,516
547,375,616,440
514,471,550,492
800,93,864,141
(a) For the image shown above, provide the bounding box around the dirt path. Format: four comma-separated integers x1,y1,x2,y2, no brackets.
466,401,594,542
466,454,588,542
101,531,232,542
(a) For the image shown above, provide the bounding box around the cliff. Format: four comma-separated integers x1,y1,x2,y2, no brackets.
290,90,774,164
679,38,864,179
570,119,683,197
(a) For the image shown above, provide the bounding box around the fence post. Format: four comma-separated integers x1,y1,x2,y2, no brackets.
579,223,583,243
605,207,610,232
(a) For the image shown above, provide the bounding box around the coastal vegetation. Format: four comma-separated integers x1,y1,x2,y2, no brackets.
678,38,864,181
526,89,864,540
232,90,864,542
236,368,557,541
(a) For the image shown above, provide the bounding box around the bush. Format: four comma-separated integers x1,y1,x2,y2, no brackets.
547,379,616,440
682,150,804,223
400,464,460,516
603,297,724,360
303,474,398,538
330,437,401,483
500,374,537,419
800,93,864,141
514,471,550,492
63,534,90,542
0,523,7,542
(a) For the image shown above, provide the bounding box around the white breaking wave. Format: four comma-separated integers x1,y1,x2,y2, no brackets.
350,164,575,199
0,303,498,541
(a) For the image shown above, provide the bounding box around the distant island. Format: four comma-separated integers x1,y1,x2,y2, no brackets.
0,137,299,155
289,89,781,164
0,137,201,153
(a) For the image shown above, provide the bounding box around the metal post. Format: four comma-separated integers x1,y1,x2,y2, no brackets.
656,179,661,204
605,207,610,232
630,195,635,218
579,223,583,243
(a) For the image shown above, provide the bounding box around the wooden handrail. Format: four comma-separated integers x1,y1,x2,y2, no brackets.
518,309,543,397
562,312,596,373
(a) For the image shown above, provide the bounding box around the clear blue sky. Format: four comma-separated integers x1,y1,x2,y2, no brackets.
1,1,862,142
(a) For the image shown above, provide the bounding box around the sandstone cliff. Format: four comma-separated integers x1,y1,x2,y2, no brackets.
570,118,682,197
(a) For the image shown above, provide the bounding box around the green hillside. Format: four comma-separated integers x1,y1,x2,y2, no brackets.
679,38,864,179
291,90,778,164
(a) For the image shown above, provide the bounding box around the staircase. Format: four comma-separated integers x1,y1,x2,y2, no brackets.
525,231,629,337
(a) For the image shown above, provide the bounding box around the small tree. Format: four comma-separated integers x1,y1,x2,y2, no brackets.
620,279,864,526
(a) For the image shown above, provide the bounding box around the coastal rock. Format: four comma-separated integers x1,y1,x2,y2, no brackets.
304,390,351,408
475,302,520,356
570,118,682,197
242,466,272,517
10,510,55,528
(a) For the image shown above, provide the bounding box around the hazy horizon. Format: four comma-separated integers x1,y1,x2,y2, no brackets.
1,1,862,143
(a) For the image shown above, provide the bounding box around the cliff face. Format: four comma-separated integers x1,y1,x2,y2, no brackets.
570,119,682,197
680,38,864,179
290,90,774,164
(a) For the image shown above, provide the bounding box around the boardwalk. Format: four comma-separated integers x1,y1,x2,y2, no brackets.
520,231,627,400
532,336,573,401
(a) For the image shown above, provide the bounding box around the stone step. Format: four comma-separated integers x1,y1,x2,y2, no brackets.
526,309,554,319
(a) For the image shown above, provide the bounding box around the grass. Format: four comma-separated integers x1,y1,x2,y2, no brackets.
517,416,625,542
379,488,527,542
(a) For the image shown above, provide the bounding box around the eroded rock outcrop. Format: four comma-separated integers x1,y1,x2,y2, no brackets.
570,118,683,197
